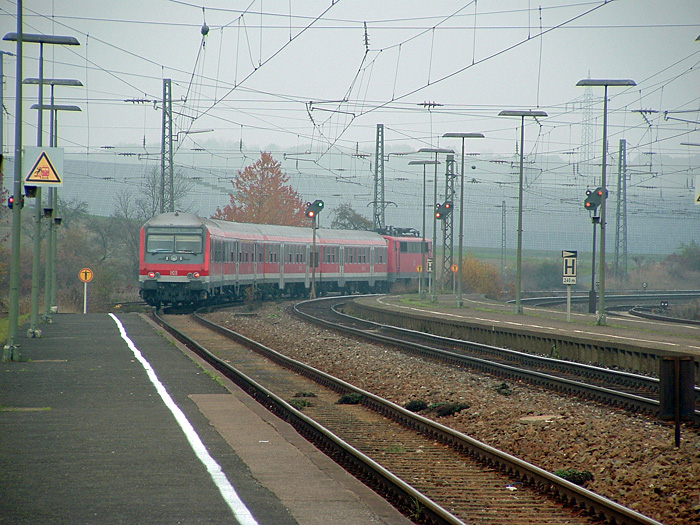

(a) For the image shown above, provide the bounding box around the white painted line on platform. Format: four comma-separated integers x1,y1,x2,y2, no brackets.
109,314,258,525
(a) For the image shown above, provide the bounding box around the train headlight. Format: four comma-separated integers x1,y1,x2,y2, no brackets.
148,271,156,278
193,272,200,279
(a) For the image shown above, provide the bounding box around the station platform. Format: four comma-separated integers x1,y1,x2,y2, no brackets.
0,313,410,524
355,293,700,356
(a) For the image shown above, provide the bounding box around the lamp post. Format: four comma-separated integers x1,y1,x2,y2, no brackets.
577,79,636,325
442,133,485,307
408,160,440,299
497,110,547,315
2,28,79,350
25,78,83,320
2,7,23,360
418,147,454,302
31,101,81,318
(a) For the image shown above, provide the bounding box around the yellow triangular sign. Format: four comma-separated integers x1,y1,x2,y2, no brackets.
25,151,62,185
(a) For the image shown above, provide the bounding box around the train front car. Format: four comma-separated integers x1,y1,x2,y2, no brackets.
384,233,432,287
139,212,209,307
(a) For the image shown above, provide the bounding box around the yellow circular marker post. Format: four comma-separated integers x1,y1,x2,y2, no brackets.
79,268,94,314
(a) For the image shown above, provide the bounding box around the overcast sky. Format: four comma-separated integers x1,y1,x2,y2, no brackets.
1,0,699,165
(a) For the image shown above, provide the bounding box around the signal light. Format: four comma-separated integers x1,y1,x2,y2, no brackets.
584,187,606,212
24,185,38,198
305,199,324,219
435,201,453,220
8,195,23,209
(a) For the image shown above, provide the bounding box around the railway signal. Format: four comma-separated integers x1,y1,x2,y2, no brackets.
305,199,324,219
584,187,606,212
435,201,452,220
7,195,23,209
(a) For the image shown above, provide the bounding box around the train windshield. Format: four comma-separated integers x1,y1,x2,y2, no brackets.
175,235,202,254
147,233,203,254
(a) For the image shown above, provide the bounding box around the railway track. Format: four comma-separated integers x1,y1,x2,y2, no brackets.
293,296,700,424
152,307,663,525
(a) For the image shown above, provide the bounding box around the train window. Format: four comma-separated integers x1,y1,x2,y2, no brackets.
399,241,422,254
147,234,174,253
174,235,202,254
268,245,278,263
324,246,338,263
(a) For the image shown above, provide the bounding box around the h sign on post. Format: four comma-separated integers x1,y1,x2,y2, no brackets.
562,250,577,322
562,250,577,285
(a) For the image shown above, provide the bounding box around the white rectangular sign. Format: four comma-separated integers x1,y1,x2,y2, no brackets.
562,250,577,286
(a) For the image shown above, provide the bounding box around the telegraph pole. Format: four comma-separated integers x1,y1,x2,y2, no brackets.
161,78,173,213
3,2,23,358
373,124,385,230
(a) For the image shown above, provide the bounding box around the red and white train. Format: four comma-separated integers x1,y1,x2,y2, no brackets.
139,212,431,307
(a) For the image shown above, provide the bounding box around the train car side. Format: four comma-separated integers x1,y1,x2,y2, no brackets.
139,212,404,306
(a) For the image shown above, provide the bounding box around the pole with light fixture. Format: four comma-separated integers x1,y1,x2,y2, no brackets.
3,31,80,341
497,110,547,315
2,6,23,359
32,101,81,317
576,79,636,325
418,147,454,302
25,78,83,319
442,133,485,307
408,160,440,299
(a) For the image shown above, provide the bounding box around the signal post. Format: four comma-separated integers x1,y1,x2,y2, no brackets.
305,200,324,299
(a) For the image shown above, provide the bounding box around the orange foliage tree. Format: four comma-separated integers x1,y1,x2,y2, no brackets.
212,152,307,225
460,253,505,299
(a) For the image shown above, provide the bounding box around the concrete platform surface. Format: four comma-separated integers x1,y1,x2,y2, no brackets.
0,313,411,524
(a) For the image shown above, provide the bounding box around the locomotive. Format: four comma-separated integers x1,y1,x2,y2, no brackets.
139,212,431,307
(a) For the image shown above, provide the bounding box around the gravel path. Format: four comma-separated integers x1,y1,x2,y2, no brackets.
209,301,700,525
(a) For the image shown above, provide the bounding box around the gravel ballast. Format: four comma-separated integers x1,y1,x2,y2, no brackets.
208,302,700,525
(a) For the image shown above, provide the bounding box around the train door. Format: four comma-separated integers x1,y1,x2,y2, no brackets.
279,243,285,288
254,242,260,284
234,240,240,292
339,245,345,287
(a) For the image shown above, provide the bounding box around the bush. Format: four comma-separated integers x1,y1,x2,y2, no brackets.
460,254,504,298
430,402,470,417
496,382,513,396
337,393,363,405
404,399,428,412
554,469,594,486
289,398,313,410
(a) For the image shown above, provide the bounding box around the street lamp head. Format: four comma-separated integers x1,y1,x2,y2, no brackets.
30,104,81,112
498,109,548,118
4,33,80,46
408,160,440,166
576,78,636,87
23,78,83,87
442,132,485,139
418,147,455,154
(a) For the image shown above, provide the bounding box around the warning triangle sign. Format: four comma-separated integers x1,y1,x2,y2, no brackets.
25,151,62,185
